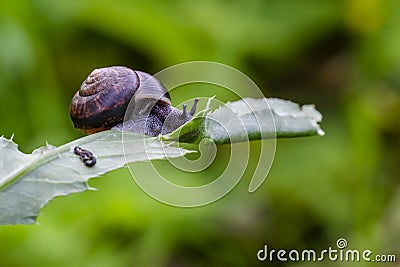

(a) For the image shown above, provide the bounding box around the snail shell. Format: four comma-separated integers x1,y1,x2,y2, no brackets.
70,66,171,134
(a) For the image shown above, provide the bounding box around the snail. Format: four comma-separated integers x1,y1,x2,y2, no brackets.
70,66,199,137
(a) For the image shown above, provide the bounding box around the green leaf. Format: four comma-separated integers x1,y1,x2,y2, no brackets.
0,131,190,225
0,97,324,225
168,98,324,144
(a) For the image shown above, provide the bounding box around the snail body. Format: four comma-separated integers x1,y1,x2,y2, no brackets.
70,66,199,136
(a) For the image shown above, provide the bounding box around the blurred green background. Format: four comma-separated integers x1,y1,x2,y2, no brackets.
1,0,399,266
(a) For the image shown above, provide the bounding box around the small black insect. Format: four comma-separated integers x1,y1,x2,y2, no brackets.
74,146,96,167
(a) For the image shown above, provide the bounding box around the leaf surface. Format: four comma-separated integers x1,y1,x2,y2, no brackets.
0,131,189,225
0,97,324,225
169,98,324,144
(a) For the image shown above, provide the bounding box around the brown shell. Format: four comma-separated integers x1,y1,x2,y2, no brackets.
70,66,171,134
134,71,171,105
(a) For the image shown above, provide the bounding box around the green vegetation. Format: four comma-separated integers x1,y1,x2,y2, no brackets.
0,0,399,266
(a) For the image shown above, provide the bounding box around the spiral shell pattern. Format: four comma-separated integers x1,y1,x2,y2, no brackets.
70,66,175,134
70,66,140,134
